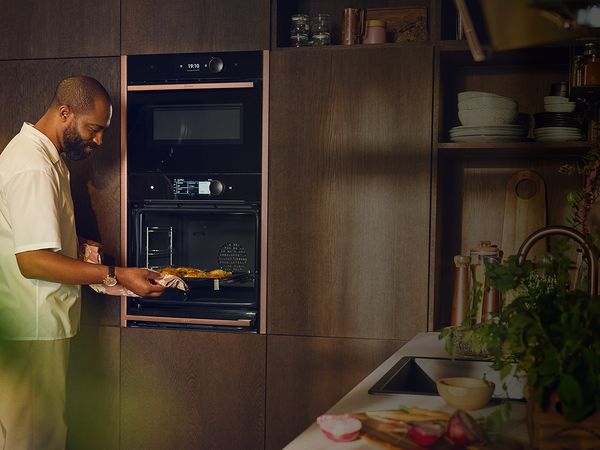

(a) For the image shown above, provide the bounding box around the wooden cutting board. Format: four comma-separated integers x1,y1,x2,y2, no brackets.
501,170,547,261
354,410,524,449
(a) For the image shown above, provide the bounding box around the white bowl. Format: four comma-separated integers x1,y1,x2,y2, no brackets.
459,96,517,111
544,95,569,104
544,102,576,113
436,377,495,411
457,91,504,102
458,107,518,126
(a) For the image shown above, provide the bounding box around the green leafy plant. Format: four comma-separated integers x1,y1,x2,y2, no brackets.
442,241,600,423
560,147,600,255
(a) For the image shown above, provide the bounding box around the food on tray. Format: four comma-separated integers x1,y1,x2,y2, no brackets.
159,267,232,279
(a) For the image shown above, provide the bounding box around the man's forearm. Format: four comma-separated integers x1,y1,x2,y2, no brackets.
15,249,108,285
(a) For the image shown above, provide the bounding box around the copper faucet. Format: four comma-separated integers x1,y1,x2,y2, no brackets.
516,225,598,296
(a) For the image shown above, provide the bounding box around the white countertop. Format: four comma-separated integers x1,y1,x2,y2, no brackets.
284,332,527,450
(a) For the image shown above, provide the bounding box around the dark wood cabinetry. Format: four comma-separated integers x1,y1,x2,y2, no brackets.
268,46,433,339
67,326,120,450
0,0,119,60
121,0,270,54
265,335,404,450
120,328,266,450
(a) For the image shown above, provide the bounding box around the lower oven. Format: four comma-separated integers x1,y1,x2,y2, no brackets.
125,200,260,332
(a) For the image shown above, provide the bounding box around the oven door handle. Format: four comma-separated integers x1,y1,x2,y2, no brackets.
127,82,254,91
125,314,253,327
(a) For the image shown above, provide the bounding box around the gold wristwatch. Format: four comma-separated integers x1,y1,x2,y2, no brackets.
103,265,118,287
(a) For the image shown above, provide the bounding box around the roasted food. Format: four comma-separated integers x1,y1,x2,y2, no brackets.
159,267,232,279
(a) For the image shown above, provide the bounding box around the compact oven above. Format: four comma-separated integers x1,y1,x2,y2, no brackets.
122,50,268,333
126,51,263,174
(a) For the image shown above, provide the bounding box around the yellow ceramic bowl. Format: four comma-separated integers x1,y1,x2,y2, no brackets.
436,377,494,411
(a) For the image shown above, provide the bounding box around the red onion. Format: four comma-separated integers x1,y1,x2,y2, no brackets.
446,409,487,447
409,421,445,447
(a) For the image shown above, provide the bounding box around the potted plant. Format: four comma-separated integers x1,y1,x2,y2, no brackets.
441,236,600,449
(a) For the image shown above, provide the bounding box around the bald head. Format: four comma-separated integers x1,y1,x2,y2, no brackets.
51,76,111,114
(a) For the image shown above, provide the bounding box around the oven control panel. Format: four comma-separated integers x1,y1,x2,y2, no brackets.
173,178,225,197
128,173,260,202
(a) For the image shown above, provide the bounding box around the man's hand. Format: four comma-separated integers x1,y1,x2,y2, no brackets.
115,267,166,297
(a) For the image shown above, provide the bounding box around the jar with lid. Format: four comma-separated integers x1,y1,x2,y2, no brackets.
573,42,600,88
290,14,310,47
469,241,501,323
362,19,386,44
311,13,331,46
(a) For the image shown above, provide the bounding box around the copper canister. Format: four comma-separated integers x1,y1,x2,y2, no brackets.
342,8,365,45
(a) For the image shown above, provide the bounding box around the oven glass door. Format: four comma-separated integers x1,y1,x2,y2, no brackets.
127,83,262,174
127,203,260,331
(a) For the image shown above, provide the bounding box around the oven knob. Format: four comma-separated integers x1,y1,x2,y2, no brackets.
208,57,224,73
209,180,224,195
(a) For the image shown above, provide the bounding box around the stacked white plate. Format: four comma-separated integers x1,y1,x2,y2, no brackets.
533,127,583,142
449,124,528,142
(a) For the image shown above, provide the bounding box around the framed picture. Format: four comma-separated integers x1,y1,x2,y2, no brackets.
366,6,428,43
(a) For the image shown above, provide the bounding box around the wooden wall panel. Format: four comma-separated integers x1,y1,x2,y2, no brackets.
121,0,270,54
121,328,266,450
0,0,119,59
66,325,120,450
265,335,404,450
0,57,122,325
268,46,433,339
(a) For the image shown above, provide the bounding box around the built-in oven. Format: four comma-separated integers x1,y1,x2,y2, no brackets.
120,50,269,333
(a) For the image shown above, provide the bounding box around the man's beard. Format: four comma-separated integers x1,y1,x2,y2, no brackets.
63,122,97,161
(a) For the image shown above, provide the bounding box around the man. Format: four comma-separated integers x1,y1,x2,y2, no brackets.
0,76,166,449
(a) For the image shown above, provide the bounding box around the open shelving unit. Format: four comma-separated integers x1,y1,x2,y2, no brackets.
430,27,593,328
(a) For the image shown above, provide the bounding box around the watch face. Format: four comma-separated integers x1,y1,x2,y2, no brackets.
104,276,118,287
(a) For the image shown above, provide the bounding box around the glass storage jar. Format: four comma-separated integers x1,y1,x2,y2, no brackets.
573,42,600,88
311,13,331,46
290,14,310,47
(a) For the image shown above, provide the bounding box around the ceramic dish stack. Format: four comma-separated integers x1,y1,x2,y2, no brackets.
533,111,583,142
450,91,526,142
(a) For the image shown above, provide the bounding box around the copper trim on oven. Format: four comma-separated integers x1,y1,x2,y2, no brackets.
125,315,252,327
259,50,269,335
120,54,128,328
127,82,254,92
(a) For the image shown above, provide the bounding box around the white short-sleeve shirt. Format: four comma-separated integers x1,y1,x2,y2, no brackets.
0,123,81,340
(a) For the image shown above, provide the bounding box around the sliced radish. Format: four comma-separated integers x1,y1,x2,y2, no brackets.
316,414,362,442
408,421,445,447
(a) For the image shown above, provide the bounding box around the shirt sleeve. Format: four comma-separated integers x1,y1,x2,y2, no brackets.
5,169,62,253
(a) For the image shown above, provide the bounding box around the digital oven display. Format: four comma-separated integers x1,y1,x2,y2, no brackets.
173,179,211,196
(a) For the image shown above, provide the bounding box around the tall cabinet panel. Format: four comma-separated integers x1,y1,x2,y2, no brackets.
0,0,119,59
121,0,270,54
121,328,266,450
268,46,433,339
265,335,404,450
0,57,122,448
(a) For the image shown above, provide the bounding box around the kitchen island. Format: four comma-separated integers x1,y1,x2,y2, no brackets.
284,332,528,449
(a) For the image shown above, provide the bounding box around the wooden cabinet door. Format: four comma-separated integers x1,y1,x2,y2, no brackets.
121,0,270,54
121,328,266,450
0,0,119,59
66,326,120,450
265,335,404,450
267,46,434,339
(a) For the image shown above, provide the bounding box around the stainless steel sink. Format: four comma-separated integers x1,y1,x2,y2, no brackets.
368,356,525,401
